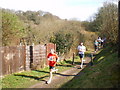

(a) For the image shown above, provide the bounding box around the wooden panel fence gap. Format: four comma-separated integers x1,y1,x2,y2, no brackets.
30,46,33,69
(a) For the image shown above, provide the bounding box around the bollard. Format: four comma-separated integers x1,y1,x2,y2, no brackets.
91,53,93,66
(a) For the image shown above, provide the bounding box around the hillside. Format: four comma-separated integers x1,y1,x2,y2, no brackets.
60,45,120,88
2,8,98,57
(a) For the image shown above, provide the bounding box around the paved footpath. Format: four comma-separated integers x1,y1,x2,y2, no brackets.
26,57,91,88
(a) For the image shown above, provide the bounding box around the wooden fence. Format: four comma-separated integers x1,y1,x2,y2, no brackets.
0,43,56,77
0,46,26,76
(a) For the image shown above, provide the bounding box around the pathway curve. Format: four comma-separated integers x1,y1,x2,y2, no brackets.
27,57,91,88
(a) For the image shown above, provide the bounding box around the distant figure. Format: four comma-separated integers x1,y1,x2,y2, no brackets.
46,49,59,84
97,37,102,49
94,40,98,52
77,42,86,69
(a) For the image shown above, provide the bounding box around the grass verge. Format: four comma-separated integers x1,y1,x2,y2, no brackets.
59,46,120,88
2,56,82,88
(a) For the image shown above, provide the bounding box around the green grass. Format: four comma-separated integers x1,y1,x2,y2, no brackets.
2,67,49,88
0,78,2,89
2,57,81,88
59,46,120,88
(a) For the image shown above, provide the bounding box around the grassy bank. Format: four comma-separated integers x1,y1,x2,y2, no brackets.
60,46,120,88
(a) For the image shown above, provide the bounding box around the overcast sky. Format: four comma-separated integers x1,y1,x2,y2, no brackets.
0,0,118,21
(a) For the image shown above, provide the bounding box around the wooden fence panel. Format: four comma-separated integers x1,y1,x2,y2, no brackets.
46,43,56,55
39,45,46,67
2,46,10,75
18,46,26,71
25,46,31,71
32,45,46,69
13,46,26,72
1,46,26,76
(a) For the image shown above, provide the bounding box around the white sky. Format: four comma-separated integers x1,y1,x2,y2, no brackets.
0,0,118,21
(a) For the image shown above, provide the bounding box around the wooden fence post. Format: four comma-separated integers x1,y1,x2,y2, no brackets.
72,53,75,65
23,46,26,71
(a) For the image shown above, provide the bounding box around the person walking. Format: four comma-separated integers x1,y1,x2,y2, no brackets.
77,42,86,69
46,49,59,84
97,37,102,49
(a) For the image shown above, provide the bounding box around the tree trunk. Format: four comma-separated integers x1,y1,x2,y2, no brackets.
118,1,120,58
